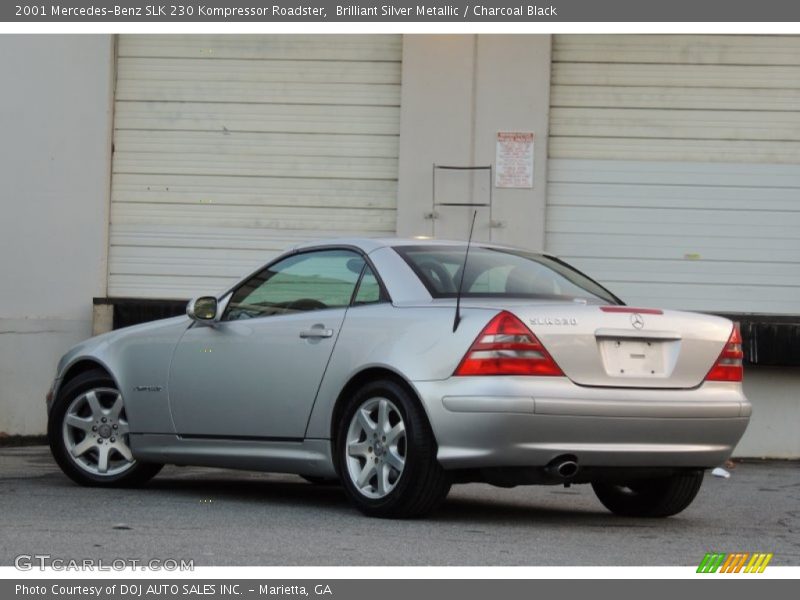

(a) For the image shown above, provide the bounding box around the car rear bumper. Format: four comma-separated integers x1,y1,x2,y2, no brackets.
413,377,750,470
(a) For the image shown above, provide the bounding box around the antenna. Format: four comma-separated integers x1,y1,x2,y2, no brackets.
453,210,478,332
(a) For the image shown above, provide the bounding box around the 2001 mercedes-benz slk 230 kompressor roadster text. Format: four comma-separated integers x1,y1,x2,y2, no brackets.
47,238,751,518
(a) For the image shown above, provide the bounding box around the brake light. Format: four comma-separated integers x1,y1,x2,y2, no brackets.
454,311,564,376
600,306,663,315
705,325,744,382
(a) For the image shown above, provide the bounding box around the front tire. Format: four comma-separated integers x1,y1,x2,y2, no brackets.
48,369,162,487
591,470,704,517
335,379,450,518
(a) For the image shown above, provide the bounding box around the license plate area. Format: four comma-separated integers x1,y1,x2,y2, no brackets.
598,338,668,378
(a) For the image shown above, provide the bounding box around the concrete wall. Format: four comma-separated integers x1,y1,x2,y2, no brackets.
733,366,800,459
397,35,552,250
0,35,114,436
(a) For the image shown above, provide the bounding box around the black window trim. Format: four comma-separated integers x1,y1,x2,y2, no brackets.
348,261,389,307
541,253,625,306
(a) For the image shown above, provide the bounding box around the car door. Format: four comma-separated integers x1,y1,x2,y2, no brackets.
168,248,367,439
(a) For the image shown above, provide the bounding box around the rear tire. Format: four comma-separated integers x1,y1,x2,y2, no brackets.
48,369,162,487
591,470,704,517
335,379,451,518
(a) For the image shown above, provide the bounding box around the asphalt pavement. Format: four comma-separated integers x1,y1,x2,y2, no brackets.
1,446,798,566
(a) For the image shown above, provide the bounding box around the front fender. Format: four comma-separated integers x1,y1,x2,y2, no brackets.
51,316,191,435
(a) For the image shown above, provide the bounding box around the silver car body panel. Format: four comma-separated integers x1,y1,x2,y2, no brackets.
131,435,338,478
48,237,751,476
52,316,189,434
168,307,348,438
415,377,748,469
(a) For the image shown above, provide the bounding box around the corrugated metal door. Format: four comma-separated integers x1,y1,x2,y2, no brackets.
109,35,401,299
547,35,800,314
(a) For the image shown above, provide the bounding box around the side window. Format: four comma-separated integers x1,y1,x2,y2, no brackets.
353,265,383,305
224,250,365,321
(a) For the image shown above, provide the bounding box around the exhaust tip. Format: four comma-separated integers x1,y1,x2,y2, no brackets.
544,455,579,480
557,461,579,478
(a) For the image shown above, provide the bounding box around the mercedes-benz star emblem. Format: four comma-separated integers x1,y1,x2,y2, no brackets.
631,313,645,329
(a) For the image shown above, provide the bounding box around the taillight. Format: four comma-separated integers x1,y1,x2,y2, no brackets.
705,325,744,382
454,311,564,376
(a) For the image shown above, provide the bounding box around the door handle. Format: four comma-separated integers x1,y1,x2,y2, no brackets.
299,326,334,339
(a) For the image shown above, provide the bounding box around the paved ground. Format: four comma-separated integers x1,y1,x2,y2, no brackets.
1,446,798,566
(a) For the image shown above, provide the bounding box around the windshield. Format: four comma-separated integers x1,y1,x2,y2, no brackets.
394,245,620,304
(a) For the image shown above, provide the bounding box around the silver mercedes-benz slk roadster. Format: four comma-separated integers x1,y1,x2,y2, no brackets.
47,238,750,518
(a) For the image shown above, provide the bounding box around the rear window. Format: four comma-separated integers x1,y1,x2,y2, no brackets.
394,245,619,304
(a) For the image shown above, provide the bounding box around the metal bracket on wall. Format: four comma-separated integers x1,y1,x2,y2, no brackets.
431,164,493,233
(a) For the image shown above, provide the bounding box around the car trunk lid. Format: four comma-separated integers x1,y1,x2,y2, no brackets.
404,298,736,388
503,304,733,389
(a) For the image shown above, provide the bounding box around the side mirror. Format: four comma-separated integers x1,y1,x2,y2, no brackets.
187,296,218,322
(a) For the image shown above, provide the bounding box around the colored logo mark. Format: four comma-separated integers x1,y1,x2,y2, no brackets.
697,552,773,573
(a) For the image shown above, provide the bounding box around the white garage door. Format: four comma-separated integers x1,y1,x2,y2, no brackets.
109,35,401,299
547,35,800,314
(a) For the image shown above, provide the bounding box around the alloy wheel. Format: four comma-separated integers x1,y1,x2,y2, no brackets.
345,397,407,499
62,388,135,476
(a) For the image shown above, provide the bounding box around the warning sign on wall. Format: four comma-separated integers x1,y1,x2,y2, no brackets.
495,131,534,188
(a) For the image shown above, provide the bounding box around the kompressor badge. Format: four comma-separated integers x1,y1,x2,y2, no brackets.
530,317,578,326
